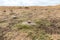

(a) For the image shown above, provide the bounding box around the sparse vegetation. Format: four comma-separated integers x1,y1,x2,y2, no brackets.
0,6,60,40
13,23,32,29
24,7,29,9
35,19,51,27
28,30,51,40
11,19,52,40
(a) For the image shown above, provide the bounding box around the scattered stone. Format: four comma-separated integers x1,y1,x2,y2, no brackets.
21,20,37,26
12,15,18,19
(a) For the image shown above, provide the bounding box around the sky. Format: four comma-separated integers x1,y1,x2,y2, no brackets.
0,0,60,6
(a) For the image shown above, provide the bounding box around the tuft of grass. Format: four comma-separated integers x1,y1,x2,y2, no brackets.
35,19,52,27
57,39,60,40
12,23,33,30
27,29,51,40
24,7,29,9
11,19,52,40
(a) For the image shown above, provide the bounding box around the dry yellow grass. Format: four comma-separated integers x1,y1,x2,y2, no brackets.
0,6,60,40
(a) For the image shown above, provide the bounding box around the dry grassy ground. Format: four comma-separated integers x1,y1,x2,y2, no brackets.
0,6,60,40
